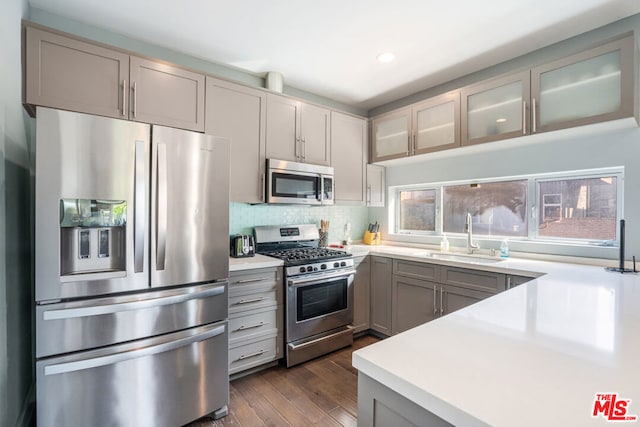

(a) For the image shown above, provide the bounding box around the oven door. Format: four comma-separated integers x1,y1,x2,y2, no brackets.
286,269,354,343
267,169,322,205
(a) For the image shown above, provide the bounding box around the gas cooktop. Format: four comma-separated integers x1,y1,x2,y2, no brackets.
261,247,350,266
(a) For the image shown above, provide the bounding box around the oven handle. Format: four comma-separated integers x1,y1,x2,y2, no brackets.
287,269,356,287
287,325,354,351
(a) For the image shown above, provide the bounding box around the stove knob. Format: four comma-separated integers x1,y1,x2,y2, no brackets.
320,264,327,270
333,262,340,268
299,267,306,274
306,266,313,272
340,261,347,267
313,267,318,271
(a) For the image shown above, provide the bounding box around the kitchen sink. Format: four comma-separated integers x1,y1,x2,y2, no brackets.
425,252,505,264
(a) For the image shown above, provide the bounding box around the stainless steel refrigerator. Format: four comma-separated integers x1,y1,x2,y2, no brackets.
34,107,230,427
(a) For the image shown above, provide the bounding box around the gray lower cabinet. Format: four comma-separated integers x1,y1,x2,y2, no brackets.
24,24,205,131
369,256,393,336
332,112,367,205
228,267,283,375
358,373,454,427
353,256,371,333
440,284,492,316
440,265,505,293
392,276,438,335
205,77,266,203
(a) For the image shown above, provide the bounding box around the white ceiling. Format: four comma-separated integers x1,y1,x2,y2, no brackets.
28,0,640,111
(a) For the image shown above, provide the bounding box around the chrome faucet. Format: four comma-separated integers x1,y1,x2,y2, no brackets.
465,213,480,254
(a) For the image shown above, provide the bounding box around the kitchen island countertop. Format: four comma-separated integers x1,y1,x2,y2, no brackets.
351,245,640,426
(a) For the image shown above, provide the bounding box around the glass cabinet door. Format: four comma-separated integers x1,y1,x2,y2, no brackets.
412,91,460,155
371,108,411,162
461,71,531,146
531,36,634,133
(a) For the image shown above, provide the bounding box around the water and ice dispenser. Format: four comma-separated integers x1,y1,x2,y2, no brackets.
59,199,127,276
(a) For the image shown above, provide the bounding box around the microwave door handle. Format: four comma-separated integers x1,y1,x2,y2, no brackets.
319,175,325,203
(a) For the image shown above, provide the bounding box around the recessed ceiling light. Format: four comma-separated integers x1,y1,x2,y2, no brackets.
376,52,395,63
496,118,507,123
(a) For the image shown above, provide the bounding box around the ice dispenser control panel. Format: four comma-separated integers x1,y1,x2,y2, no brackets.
59,199,126,275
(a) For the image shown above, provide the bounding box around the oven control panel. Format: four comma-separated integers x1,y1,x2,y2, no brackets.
286,258,354,277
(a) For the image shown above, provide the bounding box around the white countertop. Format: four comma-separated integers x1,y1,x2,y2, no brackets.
229,254,283,272
351,245,640,426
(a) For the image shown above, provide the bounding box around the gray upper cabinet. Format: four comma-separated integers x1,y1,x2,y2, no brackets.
205,77,266,203
25,26,129,119
265,93,331,165
332,112,367,205
24,25,205,132
366,164,385,207
461,71,531,146
412,91,460,155
531,36,635,134
129,56,205,132
370,108,411,162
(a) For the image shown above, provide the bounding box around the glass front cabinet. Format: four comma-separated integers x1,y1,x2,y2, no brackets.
531,36,635,133
461,71,531,146
371,91,460,162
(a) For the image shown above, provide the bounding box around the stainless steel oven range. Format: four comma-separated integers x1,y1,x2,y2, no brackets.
254,224,355,367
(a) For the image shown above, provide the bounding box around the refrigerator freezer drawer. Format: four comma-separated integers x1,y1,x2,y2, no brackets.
37,320,229,427
36,281,227,358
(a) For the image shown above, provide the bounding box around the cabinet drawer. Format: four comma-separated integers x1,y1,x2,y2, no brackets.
229,268,280,295
394,259,440,281
441,266,505,293
229,290,277,315
229,334,278,374
229,307,278,346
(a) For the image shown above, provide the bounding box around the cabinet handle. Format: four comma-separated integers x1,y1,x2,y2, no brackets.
295,137,300,160
413,132,417,154
237,321,267,331
132,81,137,118
433,286,437,315
236,277,268,284
122,79,127,116
367,184,372,205
234,296,266,305
261,173,265,203
507,276,512,290
439,286,444,316
301,137,306,161
406,134,410,156
532,98,537,133
522,100,526,135
236,349,266,361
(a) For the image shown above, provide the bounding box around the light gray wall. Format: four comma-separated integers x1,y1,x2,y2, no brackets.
1,0,35,426
369,15,640,261
27,7,368,117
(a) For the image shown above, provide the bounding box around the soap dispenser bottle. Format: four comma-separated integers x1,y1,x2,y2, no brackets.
440,234,449,252
500,239,509,258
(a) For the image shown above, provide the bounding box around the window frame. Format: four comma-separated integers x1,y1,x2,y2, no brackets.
390,167,624,247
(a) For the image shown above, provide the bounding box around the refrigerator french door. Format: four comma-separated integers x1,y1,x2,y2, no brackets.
34,107,231,426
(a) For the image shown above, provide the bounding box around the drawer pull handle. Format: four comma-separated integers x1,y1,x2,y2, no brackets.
236,349,266,361
234,297,266,305
236,277,269,284
236,321,267,331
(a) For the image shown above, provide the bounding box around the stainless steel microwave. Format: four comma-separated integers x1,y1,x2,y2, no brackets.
266,159,334,205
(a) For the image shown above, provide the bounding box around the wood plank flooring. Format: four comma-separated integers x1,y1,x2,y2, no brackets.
186,335,380,427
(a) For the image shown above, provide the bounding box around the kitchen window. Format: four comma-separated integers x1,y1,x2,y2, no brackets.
392,167,623,246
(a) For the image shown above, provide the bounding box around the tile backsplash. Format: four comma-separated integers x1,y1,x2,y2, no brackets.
230,203,369,243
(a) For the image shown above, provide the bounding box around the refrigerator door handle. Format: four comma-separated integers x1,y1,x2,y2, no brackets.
42,283,226,320
134,140,146,273
156,143,168,271
44,323,226,376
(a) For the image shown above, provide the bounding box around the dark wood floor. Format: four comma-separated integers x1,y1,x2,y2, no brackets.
187,334,380,427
